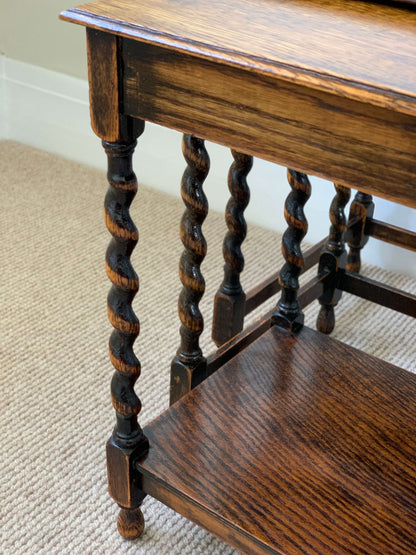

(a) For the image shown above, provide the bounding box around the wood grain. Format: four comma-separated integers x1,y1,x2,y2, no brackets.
207,273,326,377
61,0,416,115
273,170,311,331
103,136,149,538
62,2,416,206
86,28,145,143
366,219,416,252
170,135,210,404
340,270,416,317
137,325,416,554
212,151,252,346
316,184,350,334
86,28,121,142
345,192,375,273
60,1,416,549
121,41,416,207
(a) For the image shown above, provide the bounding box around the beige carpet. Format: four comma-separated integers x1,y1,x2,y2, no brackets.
0,140,414,554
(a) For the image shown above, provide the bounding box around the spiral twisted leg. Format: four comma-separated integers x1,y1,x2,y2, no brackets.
345,191,375,273
103,137,149,539
316,183,351,334
272,169,311,331
170,135,210,404
212,150,252,346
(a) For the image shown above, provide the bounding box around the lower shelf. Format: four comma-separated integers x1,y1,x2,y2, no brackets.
136,325,416,555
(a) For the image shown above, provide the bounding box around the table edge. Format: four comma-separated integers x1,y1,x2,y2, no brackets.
60,8,416,118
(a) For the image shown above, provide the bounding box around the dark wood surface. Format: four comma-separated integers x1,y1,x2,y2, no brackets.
137,325,416,554
60,1,416,206
62,0,416,113
60,0,416,550
273,170,311,331
346,192,375,273
121,41,416,207
341,271,416,317
207,273,326,377
316,184,350,334
102,128,150,538
366,219,416,252
86,29,120,142
169,135,210,405
212,151,252,346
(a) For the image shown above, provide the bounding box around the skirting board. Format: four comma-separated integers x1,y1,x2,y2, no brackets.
1,56,414,277
0,56,7,139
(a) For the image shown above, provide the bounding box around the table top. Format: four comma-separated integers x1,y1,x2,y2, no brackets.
61,0,416,116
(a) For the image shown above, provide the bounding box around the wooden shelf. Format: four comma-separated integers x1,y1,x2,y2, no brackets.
136,325,416,555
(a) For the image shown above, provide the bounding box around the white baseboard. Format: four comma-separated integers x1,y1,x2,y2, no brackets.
1,57,414,277
0,56,7,139
2,56,103,168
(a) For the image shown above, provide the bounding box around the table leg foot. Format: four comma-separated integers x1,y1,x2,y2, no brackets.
117,507,145,540
316,304,335,334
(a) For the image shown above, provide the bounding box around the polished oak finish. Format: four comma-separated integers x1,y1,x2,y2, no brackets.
214,237,327,348
62,0,416,206
344,189,415,319
207,274,327,378
103,135,149,538
61,1,416,551
272,170,311,331
340,271,416,317
316,184,350,334
121,40,416,206
346,192,375,273
137,326,416,555
170,135,210,405
365,219,416,252
61,0,416,112
87,27,150,539
212,151,252,346
116,507,145,541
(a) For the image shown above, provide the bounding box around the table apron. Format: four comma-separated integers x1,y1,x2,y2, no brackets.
122,40,416,208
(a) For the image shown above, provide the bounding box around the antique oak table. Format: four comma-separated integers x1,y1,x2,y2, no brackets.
61,1,416,553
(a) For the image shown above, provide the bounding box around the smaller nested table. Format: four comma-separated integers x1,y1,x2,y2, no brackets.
61,1,416,553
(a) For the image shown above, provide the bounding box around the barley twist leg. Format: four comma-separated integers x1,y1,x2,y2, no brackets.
272,169,311,331
316,184,351,334
103,137,149,540
212,150,252,346
170,135,210,404
345,191,374,273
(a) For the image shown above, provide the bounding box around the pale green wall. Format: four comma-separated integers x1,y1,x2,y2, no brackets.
0,0,87,79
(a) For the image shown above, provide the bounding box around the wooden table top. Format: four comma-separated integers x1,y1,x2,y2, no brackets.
61,0,416,116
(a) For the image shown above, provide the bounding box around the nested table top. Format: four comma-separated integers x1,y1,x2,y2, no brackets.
62,0,416,116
